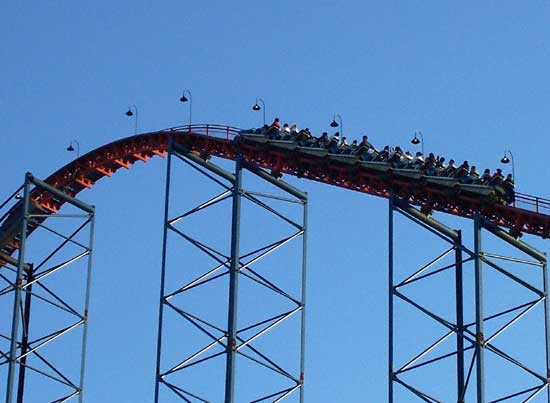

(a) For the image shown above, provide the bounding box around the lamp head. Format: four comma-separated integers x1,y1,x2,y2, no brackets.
179,95,188,103
67,144,75,152
330,119,339,128
501,155,510,164
125,108,133,117
411,135,420,145
252,103,261,111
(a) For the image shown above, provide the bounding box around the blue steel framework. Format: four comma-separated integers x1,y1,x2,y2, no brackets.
1,173,95,403
389,195,550,403
153,140,308,403
3,137,549,403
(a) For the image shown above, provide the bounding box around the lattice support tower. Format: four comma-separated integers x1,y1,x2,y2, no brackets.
153,140,308,403
1,173,95,403
389,194,550,403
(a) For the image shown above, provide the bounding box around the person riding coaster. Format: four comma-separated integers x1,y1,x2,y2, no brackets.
316,132,330,148
373,146,391,162
502,174,515,204
327,132,340,153
354,136,376,161
388,147,404,167
453,161,470,180
295,128,314,146
462,166,481,184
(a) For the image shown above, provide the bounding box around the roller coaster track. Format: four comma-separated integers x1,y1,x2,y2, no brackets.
2,124,550,265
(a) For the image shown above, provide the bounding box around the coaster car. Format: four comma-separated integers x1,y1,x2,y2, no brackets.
234,131,514,206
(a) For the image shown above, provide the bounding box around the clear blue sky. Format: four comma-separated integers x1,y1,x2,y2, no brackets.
2,2,550,402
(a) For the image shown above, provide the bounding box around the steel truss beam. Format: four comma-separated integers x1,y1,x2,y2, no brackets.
389,195,550,403
1,173,95,403
154,141,308,403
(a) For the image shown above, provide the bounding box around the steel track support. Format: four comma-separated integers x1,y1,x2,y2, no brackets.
155,142,308,402
474,215,485,403
389,196,550,402
389,196,467,403
224,155,242,403
153,137,174,403
1,173,95,403
5,174,31,403
471,216,550,403
299,199,308,403
543,259,550,403
388,193,394,403
15,264,33,403
455,230,465,403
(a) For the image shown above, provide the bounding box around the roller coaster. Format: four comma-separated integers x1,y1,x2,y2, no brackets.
1,124,550,257
2,124,550,403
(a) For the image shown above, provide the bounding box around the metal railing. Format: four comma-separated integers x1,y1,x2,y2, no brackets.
515,192,550,215
164,124,242,141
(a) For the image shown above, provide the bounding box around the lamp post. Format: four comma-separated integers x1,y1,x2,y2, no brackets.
330,114,343,136
125,105,138,135
66,140,80,158
252,97,266,126
411,130,424,156
500,150,515,180
180,90,193,127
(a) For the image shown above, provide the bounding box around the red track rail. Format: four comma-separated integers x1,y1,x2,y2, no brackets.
2,124,550,262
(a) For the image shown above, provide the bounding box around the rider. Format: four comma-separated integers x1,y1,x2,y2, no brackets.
463,166,480,184
316,132,329,148
355,135,373,160
328,132,340,153
442,159,457,177
490,168,505,185
503,174,515,204
267,117,282,139
480,169,492,184
296,128,313,146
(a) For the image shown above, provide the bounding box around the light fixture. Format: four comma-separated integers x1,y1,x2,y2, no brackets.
66,140,80,157
180,90,192,127
125,105,138,134
252,97,265,125
330,114,343,135
410,130,424,155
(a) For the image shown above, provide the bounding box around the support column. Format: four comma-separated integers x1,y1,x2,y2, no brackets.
543,259,550,403
299,198,308,403
455,231,465,403
15,265,33,403
78,213,95,403
388,194,394,403
153,138,173,403
224,155,243,403
5,174,31,403
474,215,485,403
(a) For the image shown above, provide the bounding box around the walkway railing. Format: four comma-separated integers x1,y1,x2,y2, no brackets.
515,193,550,215
164,124,242,140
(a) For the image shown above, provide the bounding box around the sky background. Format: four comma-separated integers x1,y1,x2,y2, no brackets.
2,1,550,402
